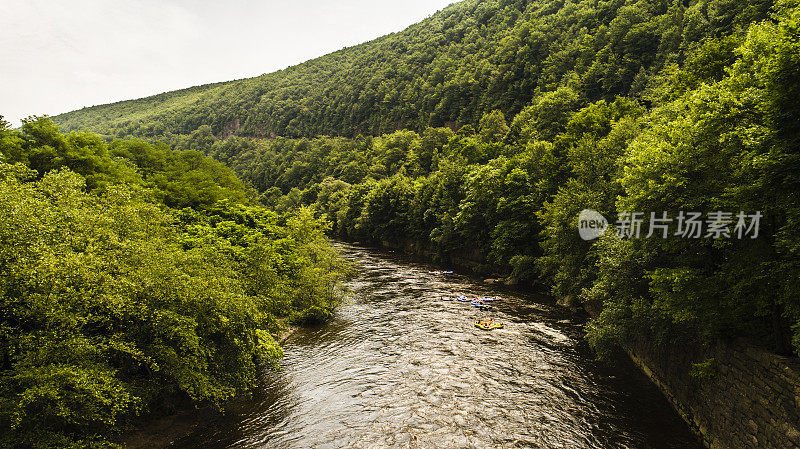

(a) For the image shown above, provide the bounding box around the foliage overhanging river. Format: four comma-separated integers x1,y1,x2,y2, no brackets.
174,243,701,448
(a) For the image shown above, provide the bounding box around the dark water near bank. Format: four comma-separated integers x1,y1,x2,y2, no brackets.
174,243,701,448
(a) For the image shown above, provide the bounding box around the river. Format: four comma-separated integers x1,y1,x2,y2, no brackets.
173,243,701,448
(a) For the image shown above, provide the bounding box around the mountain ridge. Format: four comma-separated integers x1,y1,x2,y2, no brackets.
51,0,772,141
54,0,764,140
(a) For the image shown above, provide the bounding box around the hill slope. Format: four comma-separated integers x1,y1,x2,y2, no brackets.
52,0,770,139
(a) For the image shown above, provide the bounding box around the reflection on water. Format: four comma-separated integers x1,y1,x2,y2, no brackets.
174,243,701,448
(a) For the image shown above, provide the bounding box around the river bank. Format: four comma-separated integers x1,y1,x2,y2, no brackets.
119,322,300,449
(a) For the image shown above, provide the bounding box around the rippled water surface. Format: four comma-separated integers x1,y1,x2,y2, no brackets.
174,243,701,448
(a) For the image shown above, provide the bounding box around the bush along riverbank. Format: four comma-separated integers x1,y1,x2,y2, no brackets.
0,118,348,449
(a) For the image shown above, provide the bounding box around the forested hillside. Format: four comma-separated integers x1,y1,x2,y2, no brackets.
53,0,770,139
48,0,800,416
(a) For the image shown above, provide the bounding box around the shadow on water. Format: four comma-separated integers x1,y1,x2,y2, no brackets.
173,243,702,449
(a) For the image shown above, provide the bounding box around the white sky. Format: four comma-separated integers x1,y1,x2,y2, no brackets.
0,0,455,126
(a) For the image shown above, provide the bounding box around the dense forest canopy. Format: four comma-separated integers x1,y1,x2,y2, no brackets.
5,0,800,446
0,118,347,448
54,0,800,360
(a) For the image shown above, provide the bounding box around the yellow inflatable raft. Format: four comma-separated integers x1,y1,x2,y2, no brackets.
475,320,504,330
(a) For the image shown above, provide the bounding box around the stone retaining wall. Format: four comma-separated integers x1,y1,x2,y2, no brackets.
627,339,800,449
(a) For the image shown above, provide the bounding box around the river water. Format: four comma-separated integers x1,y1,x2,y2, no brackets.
174,243,701,448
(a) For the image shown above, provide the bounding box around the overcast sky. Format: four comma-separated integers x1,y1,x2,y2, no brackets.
0,0,455,126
